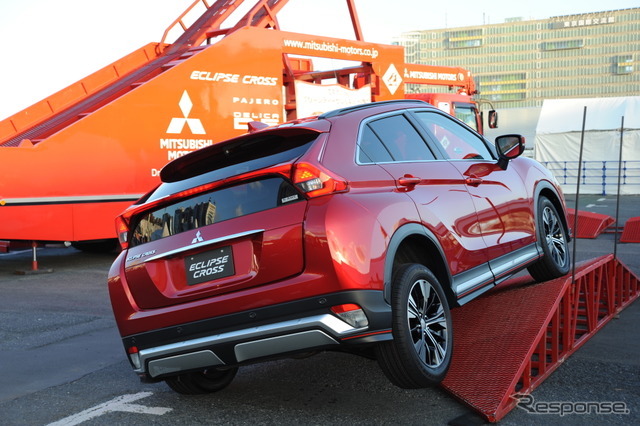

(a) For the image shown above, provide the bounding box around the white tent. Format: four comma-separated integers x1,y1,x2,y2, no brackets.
534,97,640,195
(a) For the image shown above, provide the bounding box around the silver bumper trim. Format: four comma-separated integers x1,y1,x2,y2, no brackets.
136,314,365,377
234,330,338,363
148,350,224,378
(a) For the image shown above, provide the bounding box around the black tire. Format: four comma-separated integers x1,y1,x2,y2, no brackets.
71,239,119,253
527,196,571,282
376,264,453,388
165,367,238,395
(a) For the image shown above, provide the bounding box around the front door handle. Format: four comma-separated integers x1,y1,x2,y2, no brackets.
398,175,422,187
465,176,483,187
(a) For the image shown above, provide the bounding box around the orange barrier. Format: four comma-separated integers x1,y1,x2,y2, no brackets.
621,217,640,243
567,208,615,239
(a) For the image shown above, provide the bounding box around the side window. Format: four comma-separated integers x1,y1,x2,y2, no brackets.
358,126,393,163
415,111,493,160
365,114,435,162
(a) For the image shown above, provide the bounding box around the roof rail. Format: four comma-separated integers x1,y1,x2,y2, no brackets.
319,99,429,119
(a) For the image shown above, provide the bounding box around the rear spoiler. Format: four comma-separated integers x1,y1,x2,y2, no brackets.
160,124,329,183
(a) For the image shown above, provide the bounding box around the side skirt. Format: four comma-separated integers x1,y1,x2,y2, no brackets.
453,244,541,305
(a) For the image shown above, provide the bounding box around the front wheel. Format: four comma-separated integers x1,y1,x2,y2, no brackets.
165,367,238,395
376,264,453,388
527,196,571,282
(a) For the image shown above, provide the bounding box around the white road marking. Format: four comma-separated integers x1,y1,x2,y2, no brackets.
0,249,31,257
47,392,172,426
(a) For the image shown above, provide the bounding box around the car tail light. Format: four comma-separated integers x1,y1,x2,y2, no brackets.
293,162,348,198
331,304,369,328
115,215,130,250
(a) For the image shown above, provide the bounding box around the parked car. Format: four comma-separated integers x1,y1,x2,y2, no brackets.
108,100,571,393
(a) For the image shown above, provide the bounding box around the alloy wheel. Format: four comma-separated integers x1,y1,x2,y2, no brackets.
542,205,568,269
406,278,449,368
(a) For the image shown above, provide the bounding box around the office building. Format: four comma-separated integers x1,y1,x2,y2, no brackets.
396,8,640,109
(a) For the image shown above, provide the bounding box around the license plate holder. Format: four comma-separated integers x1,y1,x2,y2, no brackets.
185,246,235,286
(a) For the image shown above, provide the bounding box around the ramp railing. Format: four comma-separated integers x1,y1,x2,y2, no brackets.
542,160,640,195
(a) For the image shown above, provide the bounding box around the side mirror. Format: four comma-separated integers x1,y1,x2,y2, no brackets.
488,110,498,129
495,134,525,169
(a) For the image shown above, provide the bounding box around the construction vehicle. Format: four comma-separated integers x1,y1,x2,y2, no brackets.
0,0,493,252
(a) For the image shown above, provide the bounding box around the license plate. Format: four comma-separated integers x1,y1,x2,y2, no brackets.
185,246,235,286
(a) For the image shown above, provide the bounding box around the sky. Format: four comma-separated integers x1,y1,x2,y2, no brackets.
0,0,638,120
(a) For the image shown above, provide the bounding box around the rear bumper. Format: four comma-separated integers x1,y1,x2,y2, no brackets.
122,290,392,381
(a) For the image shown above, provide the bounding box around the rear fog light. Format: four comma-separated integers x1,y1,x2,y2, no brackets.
331,304,369,328
128,346,141,369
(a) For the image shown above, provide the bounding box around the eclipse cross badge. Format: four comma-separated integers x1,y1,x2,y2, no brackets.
191,231,204,244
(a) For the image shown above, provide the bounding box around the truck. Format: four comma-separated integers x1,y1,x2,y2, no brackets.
0,0,495,253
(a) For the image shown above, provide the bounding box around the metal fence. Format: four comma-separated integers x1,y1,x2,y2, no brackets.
540,160,640,195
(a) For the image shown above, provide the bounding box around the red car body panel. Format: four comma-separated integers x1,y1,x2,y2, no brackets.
122,203,307,309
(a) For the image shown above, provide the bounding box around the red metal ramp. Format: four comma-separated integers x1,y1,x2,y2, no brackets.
567,208,615,239
441,255,640,422
621,217,640,243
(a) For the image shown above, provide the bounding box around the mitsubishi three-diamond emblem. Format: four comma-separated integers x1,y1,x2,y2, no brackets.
191,230,204,244
167,90,206,134
382,64,402,95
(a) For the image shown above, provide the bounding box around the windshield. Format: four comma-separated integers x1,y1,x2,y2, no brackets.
453,104,478,132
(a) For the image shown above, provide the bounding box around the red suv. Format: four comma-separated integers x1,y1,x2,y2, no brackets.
108,100,571,394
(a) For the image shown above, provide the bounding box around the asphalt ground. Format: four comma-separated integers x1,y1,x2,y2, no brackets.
0,194,638,425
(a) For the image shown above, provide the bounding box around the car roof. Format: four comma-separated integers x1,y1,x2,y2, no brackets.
319,99,434,119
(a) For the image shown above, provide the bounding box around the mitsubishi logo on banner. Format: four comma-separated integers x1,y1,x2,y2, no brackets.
166,90,206,134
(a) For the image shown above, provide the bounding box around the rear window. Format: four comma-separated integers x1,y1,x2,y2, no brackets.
130,177,302,247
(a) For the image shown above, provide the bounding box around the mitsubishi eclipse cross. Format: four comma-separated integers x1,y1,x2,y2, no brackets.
108,100,571,394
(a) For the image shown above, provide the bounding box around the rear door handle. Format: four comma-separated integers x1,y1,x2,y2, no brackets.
398,175,422,187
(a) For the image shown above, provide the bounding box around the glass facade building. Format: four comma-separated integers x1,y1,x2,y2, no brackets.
396,8,640,109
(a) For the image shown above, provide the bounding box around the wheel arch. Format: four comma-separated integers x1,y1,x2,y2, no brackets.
534,181,572,243
383,224,454,306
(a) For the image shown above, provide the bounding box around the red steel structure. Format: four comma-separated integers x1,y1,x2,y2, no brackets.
0,0,483,248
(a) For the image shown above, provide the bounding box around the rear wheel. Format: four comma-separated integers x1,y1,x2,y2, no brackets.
527,196,571,282
165,367,238,395
376,264,452,388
